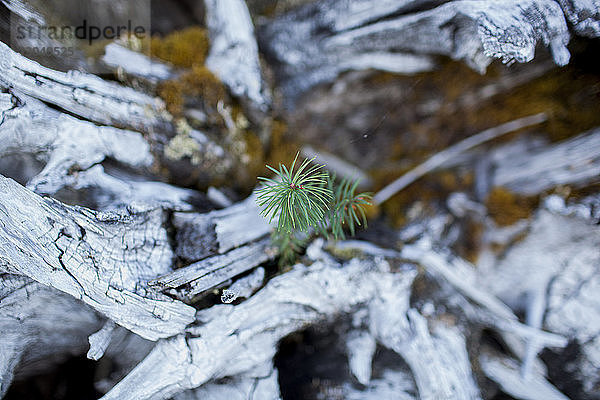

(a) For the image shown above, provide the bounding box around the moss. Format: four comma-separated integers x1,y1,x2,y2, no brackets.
158,66,226,117
266,119,302,168
241,129,265,178
421,59,600,144
148,26,209,68
485,187,538,226
157,80,185,115
181,65,226,107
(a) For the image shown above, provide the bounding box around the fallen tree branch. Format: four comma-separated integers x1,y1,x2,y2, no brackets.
0,40,167,132
0,175,196,340
373,113,547,205
260,0,572,101
493,127,600,194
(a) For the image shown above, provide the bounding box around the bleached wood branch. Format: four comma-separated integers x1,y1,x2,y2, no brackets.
150,238,274,300
87,321,117,361
204,0,271,114
0,40,166,132
260,0,572,101
493,127,600,195
0,175,196,341
480,353,569,400
481,209,600,393
346,329,377,385
173,362,281,400
101,243,418,400
101,43,174,83
401,239,568,349
373,113,547,205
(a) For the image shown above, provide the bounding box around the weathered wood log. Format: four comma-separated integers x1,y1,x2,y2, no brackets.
259,0,574,102
492,127,600,195
101,240,484,400
480,208,600,396
0,174,196,341
0,90,212,211
402,239,568,349
101,242,413,399
204,0,271,115
0,40,167,133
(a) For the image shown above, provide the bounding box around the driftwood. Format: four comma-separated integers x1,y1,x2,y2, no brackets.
204,0,271,115
259,0,581,102
480,208,600,394
101,240,482,400
0,41,166,133
0,174,196,341
0,0,599,398
0,83,223,211
492,127,600,195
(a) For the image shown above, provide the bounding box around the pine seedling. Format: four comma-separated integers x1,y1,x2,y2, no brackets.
257,153,373,266
325,175,373,240
256,153,332,233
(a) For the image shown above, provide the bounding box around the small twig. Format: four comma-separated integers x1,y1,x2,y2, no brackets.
372,113,547,205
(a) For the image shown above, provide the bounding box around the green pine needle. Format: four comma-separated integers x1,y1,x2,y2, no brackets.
319,174,373,240
256,152,333,233
257,153,373,267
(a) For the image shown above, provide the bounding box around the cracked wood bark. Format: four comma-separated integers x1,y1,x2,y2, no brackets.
0,40,167,133
259,0,573,102
0,90,209,211
101,240,482,400
149,238,274,301
557,0,600,36
0,174,196,341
